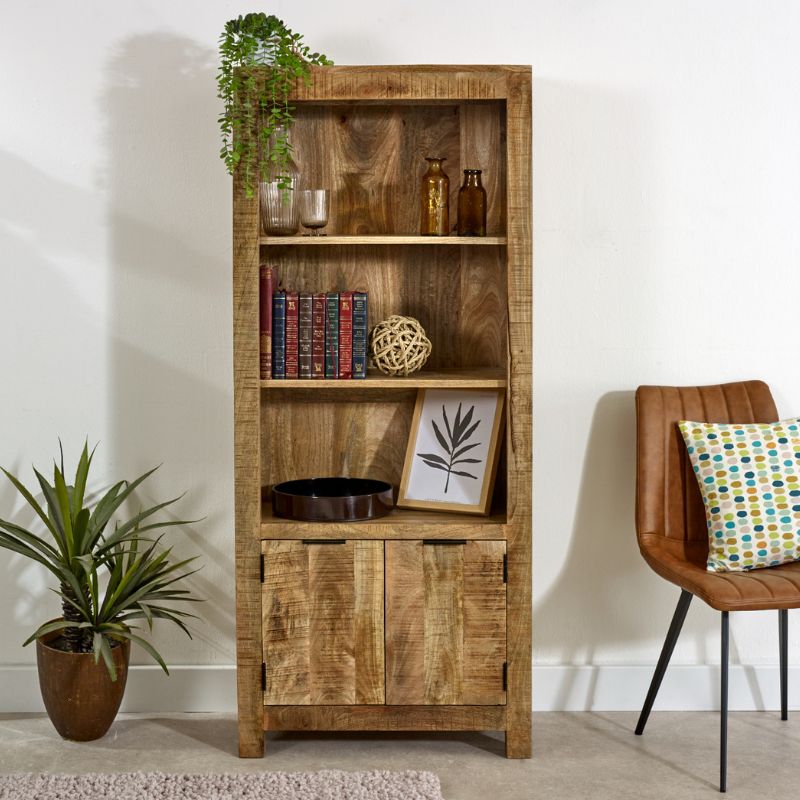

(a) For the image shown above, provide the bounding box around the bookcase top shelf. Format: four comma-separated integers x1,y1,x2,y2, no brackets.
260,235,507,246
259,368,507,390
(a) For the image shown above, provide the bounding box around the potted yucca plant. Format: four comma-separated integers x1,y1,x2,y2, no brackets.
0,442,200,741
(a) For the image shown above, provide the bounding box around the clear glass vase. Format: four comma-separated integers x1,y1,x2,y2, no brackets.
259,127,300,236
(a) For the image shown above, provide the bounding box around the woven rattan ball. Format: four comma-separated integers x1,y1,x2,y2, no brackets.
369,315,432,377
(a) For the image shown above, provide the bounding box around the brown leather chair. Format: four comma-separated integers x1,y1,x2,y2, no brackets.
636,380,800,793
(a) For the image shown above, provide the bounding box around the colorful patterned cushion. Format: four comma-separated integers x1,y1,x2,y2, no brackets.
679,418,800,572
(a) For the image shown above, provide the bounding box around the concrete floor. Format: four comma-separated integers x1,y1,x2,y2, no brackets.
0,712,798,798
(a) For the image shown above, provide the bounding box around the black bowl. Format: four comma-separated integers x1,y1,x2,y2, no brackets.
271,477,395,522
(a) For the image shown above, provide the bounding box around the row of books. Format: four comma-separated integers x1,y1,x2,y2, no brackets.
260,266,368,379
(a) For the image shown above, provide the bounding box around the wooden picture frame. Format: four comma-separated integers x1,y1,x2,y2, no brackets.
398,388,505,515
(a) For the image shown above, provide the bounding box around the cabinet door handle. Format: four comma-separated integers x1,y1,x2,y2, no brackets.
422,539,467,545
302,539,347,545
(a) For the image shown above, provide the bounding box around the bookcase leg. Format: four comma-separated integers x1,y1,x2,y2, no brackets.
237,663,265,757
238,720,264,758
505,723,532,758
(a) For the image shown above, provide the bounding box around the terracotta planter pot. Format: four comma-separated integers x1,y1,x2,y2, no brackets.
36,629,130,741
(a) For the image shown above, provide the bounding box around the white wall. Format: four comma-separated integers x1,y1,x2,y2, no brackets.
2,0,800,712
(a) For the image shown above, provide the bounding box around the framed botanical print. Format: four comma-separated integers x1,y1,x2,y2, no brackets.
398,388,505,515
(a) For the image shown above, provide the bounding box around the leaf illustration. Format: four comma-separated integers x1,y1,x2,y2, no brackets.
456,419,481,448
421,460,449,473
415,402,485,494
452,442,481,459
430,419,451,455
417,453,448,466
442,405,452,442
455,405,475,442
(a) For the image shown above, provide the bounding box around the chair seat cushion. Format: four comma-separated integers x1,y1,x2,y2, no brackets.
639,533,800,610
679,418,800,572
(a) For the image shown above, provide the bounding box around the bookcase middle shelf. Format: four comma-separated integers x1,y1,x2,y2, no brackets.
259,367,508,390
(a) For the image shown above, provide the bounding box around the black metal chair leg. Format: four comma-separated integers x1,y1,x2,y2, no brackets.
780,609,788,721
720,611,729,793
635,589,693,735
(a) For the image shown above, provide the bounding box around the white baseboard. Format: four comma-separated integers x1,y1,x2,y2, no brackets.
0,665,237,713
532,665,800,711
1,664,797,714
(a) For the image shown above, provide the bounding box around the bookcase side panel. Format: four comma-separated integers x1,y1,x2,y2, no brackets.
233,168,264,757
504,70,533,759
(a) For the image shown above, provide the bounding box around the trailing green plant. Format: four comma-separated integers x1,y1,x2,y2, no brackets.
0,442,201,680
217,13,332,197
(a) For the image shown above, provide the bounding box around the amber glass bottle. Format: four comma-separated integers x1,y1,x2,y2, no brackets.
457,169,487,236
420,157,450,235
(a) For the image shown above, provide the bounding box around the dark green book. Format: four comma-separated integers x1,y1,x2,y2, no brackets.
325,292,339,378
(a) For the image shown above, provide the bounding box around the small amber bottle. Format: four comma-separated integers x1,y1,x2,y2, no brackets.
420,157,450,236
457,169,487,236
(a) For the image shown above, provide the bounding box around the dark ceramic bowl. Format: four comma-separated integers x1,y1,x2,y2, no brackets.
271,477,394,522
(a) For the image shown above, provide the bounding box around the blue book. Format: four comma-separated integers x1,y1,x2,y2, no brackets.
325,292,339,379
271,292,286,379
352,292,368,380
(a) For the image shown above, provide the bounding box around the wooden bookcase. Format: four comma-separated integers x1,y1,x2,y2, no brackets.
233,65,531,757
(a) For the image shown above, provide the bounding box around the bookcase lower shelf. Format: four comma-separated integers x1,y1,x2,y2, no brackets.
261,503,507,538
264,705,507,731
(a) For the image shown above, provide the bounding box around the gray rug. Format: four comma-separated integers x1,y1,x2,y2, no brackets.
0,771,444,800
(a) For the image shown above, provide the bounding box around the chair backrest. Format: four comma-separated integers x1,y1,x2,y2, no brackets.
636,381,778,545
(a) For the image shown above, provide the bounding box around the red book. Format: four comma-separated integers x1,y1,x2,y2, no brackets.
259,265,277,380
338,291,353,380
285,291,299,379
311,293,326,379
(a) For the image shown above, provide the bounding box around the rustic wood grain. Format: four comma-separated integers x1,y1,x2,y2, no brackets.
353,540,386,704
308,543,355,704
459,103,506,235
261,390,415,489
233,141,264,757
463,541,508,705
385,541,506,705
385,541,425,705
237,65,531,757
262,541,384,706
265,704,506,731
423,543,465,703
291,105,460,236
262,541,311,705
503,68,533,759
261,245,492,370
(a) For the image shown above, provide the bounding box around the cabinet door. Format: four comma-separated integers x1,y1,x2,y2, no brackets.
385,540,507,705
262,540,384,705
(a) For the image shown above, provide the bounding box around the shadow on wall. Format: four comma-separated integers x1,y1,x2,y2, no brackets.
0,147,110,654
100,33,237,664
533,390,721,710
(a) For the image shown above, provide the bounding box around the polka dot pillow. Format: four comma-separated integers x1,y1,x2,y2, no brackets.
679,418,800,572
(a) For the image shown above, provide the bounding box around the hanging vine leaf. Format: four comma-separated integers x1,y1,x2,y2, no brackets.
217,14,333,198
417,403,483,493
